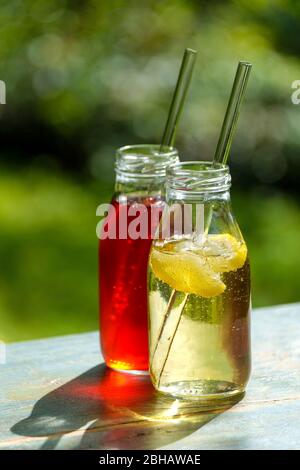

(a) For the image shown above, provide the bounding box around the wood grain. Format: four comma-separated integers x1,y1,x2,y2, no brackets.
1,303,300,449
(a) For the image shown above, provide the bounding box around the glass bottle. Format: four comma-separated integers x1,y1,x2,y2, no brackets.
148,161,251,402
99,144,179,373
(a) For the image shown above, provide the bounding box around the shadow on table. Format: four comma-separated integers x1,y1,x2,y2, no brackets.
11,364,243,449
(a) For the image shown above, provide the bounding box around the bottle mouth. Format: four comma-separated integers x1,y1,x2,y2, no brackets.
116,144,179,181
167,161,231,196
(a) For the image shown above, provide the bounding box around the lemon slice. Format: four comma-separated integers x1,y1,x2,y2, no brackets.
150,248,225,298
199,234,247,273
150,234,247,298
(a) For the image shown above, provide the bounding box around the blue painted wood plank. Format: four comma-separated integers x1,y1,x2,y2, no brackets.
0,303,300,450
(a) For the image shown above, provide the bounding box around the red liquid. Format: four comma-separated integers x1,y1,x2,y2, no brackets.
99,196,164,372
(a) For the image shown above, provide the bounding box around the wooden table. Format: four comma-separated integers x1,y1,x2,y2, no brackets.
1,303,299,450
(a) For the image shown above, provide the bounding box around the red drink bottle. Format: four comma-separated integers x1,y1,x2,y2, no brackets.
99,145,179,373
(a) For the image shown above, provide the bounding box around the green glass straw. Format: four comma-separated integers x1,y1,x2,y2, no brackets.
204,61,252,234
150,48,197,379
113,50,197,373
160,48,197,150
213,61,252,165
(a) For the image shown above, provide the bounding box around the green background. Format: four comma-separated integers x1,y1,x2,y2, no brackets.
1,0,300,342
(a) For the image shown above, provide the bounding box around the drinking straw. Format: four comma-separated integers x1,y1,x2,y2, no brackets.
152,61,252,387
204,61,252,234
150,48,197,372
213,61,252,165
160,48,197,150
111,49,197,367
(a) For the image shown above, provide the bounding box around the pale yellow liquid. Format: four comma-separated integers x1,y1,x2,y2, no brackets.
148,238,251,402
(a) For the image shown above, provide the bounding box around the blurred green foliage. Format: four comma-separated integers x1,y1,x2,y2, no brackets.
1,0,300,341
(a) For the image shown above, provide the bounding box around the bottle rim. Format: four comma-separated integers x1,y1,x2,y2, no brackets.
166,161,231,196
116,144,179,181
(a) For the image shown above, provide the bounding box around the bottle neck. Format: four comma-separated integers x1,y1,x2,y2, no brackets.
163,162,236,239
114,144,179,198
